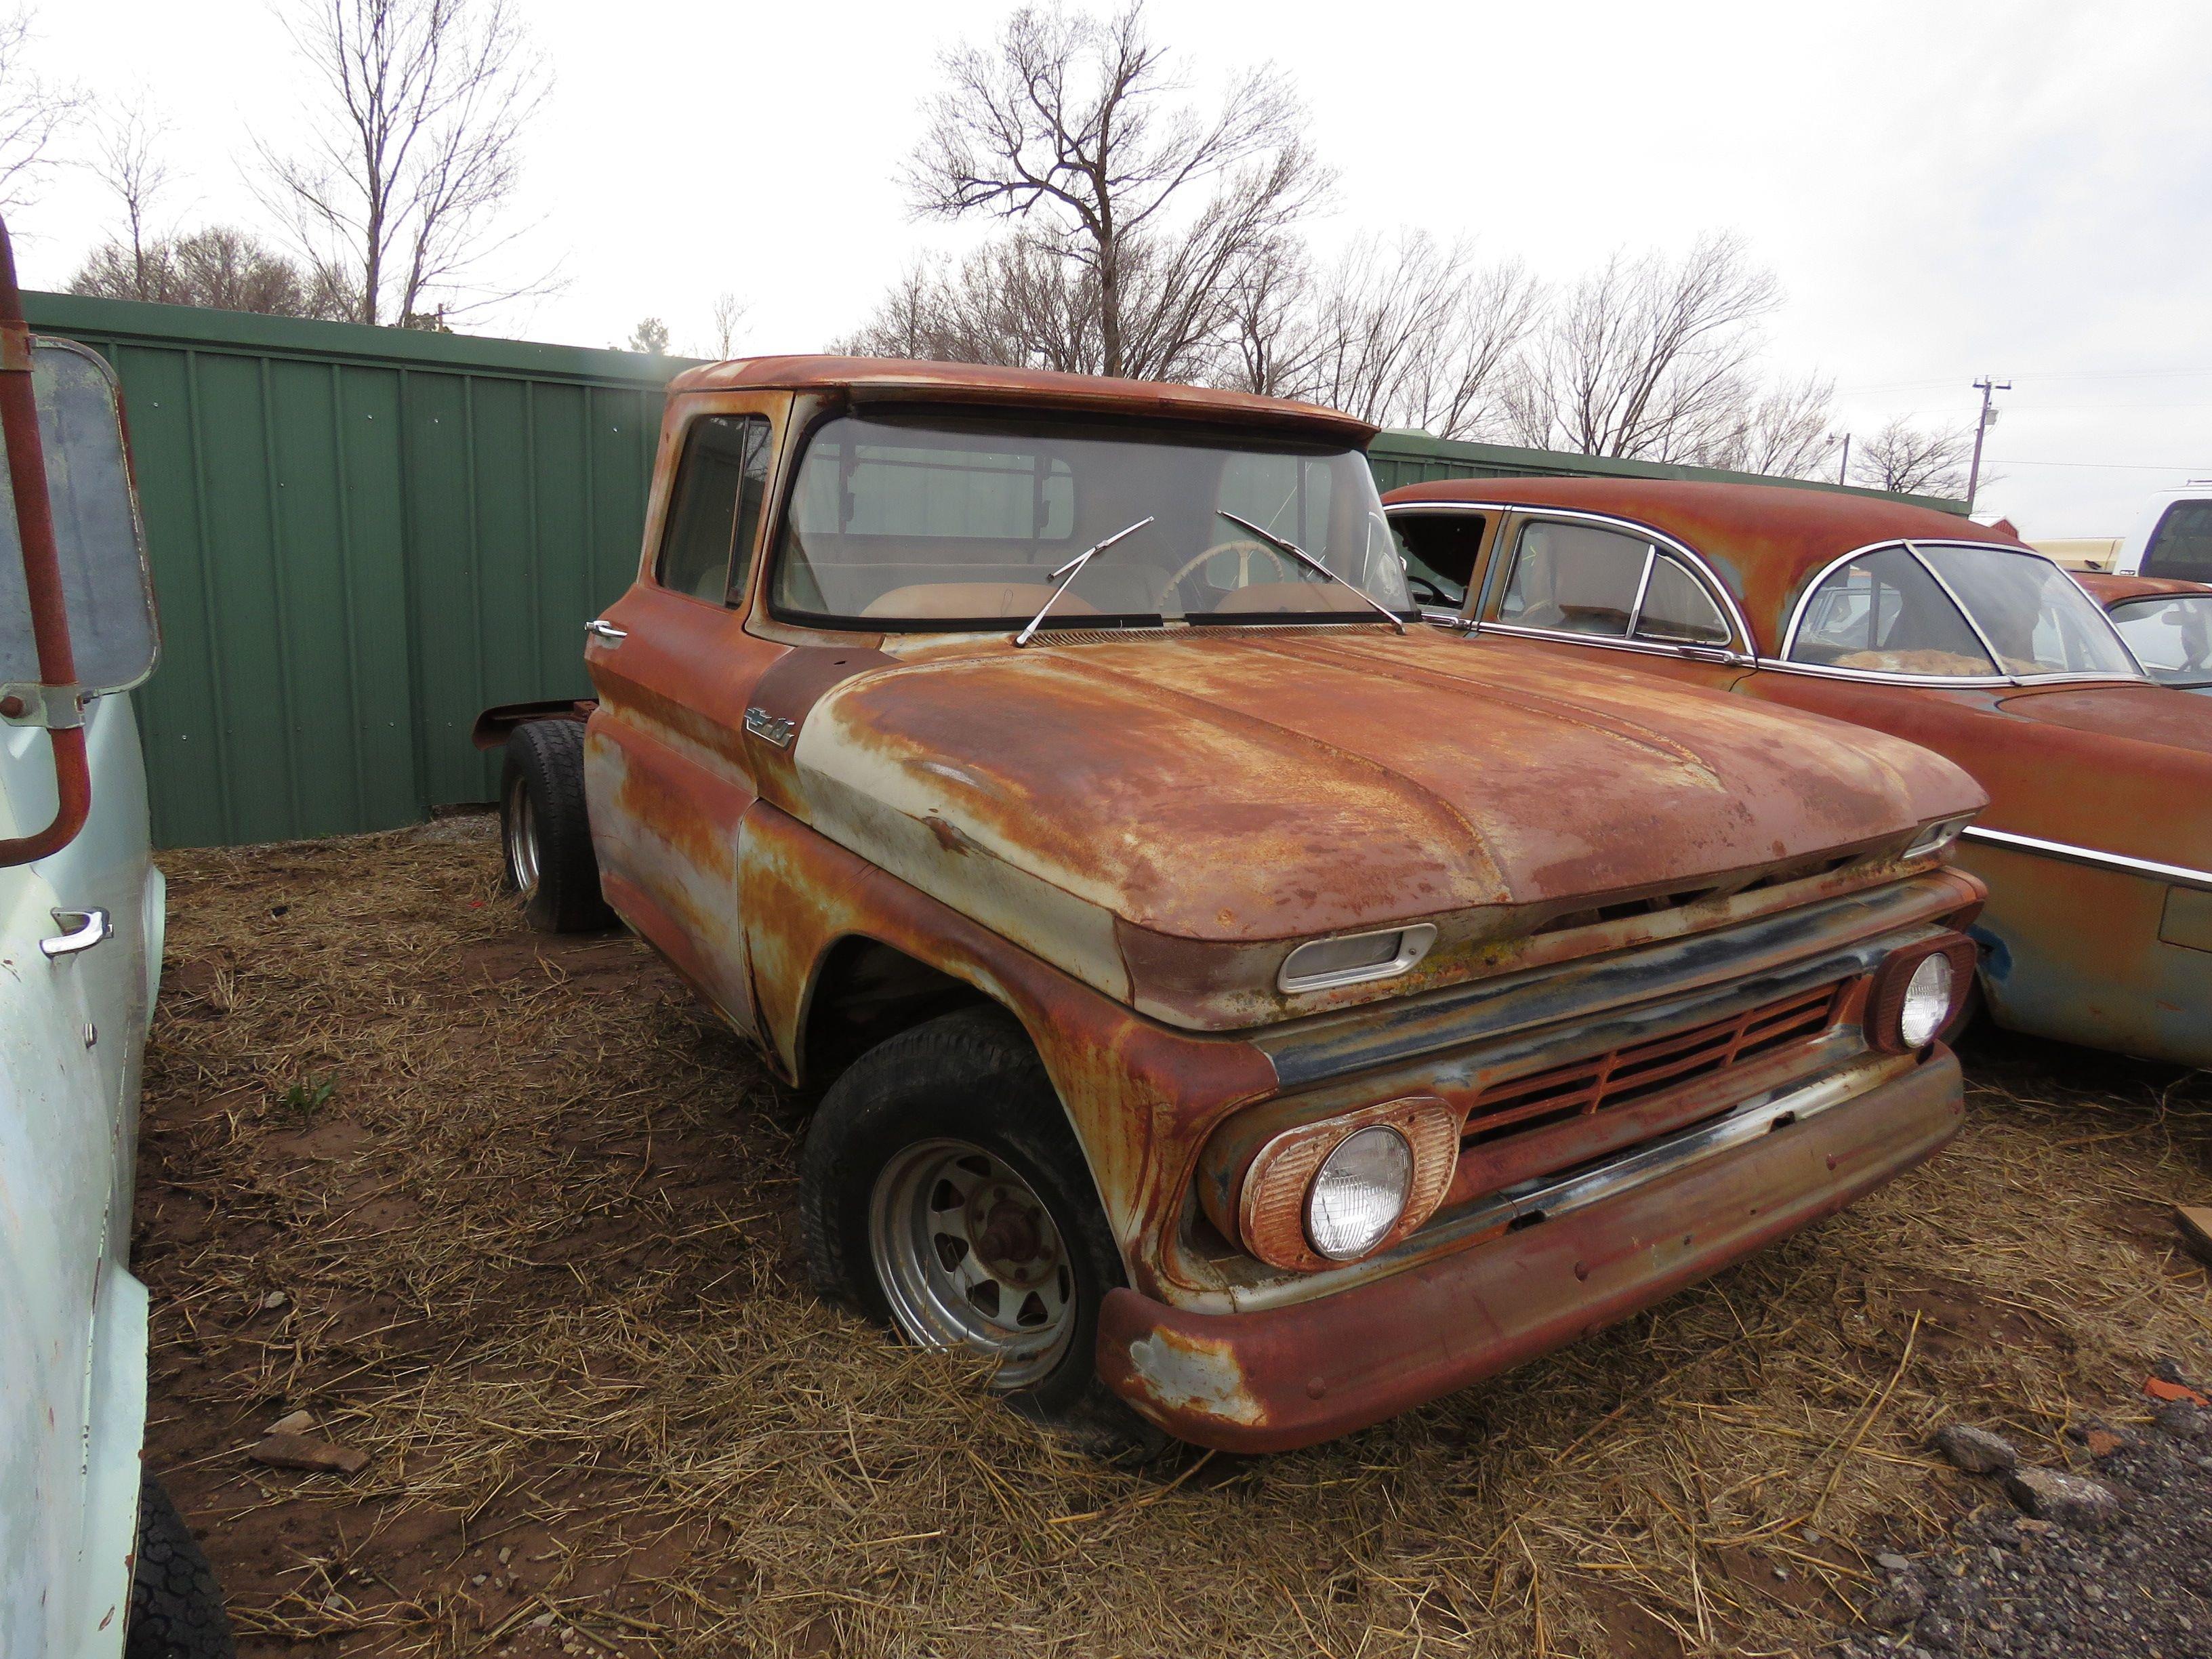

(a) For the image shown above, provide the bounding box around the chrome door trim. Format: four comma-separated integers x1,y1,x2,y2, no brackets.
1959,825,2212,893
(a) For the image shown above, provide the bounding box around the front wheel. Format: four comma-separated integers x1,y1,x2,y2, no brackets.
798,1006,1160,1452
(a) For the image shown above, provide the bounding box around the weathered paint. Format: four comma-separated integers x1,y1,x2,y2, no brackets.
1387,475,2212,1067
553,359,1986,1446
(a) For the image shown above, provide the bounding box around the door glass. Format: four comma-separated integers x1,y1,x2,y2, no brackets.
1496,520,1645,638
1391,513,1485,611
1788,546,1996,676
2108,596,2212,685
1915,543,2137,678
656,414,771,603
2142,501,2212,582
1635,553,1732,644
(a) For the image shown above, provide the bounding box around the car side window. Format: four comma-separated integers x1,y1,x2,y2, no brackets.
1788,546,1996,677
1496,520,1645,638
655,415,773,603
2142,500,2212,582
1636,553,1732,644
1390,513,1486,611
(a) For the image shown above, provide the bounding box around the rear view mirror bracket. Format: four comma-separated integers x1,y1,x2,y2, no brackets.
0,680,83,729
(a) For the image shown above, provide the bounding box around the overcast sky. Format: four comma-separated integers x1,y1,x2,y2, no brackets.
18,0,2212,536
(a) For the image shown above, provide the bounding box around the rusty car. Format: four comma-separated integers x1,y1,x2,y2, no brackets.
476,357,1988,1453
1385,475,2212,1070
2076,570,2212,694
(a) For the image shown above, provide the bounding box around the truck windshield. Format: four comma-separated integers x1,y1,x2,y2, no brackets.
767,412,1412,630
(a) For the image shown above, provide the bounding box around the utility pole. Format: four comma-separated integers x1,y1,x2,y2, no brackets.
1967,376,2009,513
1837,432,1851,485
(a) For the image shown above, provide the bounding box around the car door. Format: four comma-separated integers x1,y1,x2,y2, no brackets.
583,394,789,1032
1469,510,1756,691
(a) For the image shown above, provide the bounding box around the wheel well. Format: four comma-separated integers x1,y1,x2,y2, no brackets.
800,937,992,1089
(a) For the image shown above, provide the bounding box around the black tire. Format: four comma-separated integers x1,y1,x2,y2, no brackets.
798,1006,1163,1456
500,720,614,933
125,1473,234,1659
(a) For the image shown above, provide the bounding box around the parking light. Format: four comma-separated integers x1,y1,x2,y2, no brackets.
1904,815,1974,861
1278,924,1437,994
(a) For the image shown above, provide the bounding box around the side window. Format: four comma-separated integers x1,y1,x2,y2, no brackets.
655,415,772,603
1635,553,1732,644
2142,500,2212,582
1496,520,1646,638
1391,513,1486,610
1788,546,1996,677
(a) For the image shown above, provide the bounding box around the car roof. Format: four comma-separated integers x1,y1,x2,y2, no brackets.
667,354,1377,445
1383,474,2026,651
2076,569,2212,607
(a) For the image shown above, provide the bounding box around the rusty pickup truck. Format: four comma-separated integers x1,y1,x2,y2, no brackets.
477,356,1988,1452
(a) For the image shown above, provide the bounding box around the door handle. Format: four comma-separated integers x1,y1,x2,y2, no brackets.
41,907,111,959
585,619,628,644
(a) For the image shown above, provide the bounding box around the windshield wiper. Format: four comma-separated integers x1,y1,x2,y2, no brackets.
1215,511,1408,633
1013,516,1155,647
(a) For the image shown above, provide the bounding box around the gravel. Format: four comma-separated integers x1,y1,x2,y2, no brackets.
1831,1384,2212,1659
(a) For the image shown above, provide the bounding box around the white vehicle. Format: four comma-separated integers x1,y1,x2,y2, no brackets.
2109,485,2212,582
0,235,231,1657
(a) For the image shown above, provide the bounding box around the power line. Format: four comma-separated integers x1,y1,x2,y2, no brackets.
1985,457,2212,471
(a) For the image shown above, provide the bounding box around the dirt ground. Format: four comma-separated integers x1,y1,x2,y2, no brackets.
135,820,2212,1659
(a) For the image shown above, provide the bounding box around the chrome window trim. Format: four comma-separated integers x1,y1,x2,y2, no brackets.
1385,500,1757,661
1778,537,2150,687
1748,658,2125,690
1960,824,2212,893
1481,619,1752,667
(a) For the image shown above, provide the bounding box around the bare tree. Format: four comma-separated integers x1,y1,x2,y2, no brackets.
1849,415,1976,497
1218,231,1539,437
1506,231,1782,460
708,291,748,359
1694,371,1840,478
258,0,548,326
83,106,177,299
840,235,1104,371
0,7,77,209
903,3,1327,380
70,225,359,319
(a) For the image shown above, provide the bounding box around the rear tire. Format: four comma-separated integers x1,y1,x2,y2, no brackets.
125,1473,234,1659
798,1006,1165,1456
500,720,614,933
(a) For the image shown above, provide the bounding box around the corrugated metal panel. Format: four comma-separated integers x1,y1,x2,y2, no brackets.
24,291,680,847
1363,428,1969,516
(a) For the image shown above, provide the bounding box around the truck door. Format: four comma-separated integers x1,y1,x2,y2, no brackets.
582,396,788,1032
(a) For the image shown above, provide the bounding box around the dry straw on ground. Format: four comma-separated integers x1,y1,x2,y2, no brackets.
136,823,2212,1658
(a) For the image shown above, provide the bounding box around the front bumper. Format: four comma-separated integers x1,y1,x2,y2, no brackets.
1097,1048,1961,1452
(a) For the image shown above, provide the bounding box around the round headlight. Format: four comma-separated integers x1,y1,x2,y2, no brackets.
1305,1126,1413,1261
1898,952,1955,1048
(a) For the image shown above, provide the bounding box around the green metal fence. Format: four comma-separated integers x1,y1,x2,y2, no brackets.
27,291,1965,848
26,291,676,847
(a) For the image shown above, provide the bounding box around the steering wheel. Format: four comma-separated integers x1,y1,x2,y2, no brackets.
1153,537,1296,611
1404,571,1452,607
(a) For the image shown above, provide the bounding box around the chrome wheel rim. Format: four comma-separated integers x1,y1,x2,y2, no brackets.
867,1138,1076,1389
504,775,540,898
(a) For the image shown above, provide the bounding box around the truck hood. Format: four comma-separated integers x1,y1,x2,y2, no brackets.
786,627,1981,1026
